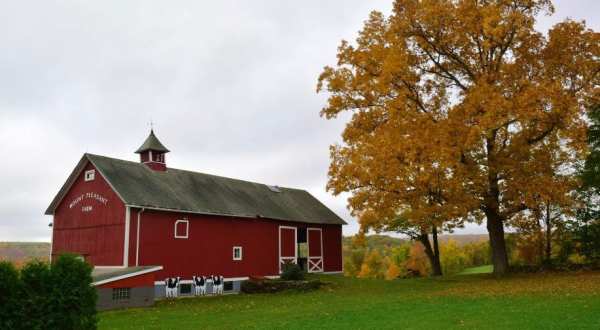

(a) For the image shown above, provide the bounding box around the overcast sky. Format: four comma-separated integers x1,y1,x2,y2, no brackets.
0,1,598,242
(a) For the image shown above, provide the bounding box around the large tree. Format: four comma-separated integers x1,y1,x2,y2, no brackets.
318,0,599,275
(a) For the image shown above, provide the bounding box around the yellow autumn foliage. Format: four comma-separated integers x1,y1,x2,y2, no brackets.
318,0,600,275
385,262,402,280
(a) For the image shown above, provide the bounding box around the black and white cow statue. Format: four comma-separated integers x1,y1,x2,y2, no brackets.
219,275,225,295
212,275,224,295
192,275,206,296
205,275,213,294
164,277,180,298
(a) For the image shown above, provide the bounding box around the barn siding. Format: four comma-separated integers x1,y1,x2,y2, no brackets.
322,225,343,272
128,211,139,266
98,272,155,289
132,209,343,279
52,162,126,266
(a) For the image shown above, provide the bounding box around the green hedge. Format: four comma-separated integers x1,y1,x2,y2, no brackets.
241,279,323,294
280,263,305,281
0,254,97,330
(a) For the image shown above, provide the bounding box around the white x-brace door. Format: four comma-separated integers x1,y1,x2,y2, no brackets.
307,228,324,273
279,226,297,272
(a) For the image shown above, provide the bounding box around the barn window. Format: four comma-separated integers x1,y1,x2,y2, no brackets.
233,246,243,260
112,288,130,301
84,170,95,182
223,281,234,291
174,219,189,239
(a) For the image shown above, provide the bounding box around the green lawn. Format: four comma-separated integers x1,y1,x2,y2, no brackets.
458,265,493,275
100,271,600,329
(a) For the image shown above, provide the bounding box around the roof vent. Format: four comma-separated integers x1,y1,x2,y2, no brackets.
267,185,281,193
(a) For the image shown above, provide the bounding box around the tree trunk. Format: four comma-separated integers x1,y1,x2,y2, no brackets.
484,137,510,275
486,211,509,275
533,216,544,263
418,227,443,276
431,226,442,275
545,202,552,263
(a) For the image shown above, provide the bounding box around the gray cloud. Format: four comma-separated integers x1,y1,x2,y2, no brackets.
0,1,597,241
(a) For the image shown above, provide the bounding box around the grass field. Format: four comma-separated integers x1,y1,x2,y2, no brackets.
458,265,493,275
99,271,600,329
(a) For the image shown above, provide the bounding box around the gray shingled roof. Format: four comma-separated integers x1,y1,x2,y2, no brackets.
46,154,346,225
135,130,170,153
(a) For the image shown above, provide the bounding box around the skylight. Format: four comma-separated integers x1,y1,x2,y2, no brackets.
267,185,281,193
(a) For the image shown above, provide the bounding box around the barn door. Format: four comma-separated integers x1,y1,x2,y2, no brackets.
307,228,323,273
279,226,297,272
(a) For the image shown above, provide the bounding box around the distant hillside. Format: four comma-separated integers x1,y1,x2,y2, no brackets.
343,234,488,251
0,242,51,263
437,234,489,245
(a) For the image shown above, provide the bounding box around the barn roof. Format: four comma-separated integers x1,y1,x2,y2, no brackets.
92,266,163,286
45,154,346,225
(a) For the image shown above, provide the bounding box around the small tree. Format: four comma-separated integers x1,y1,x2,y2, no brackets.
0,261,23,330
358,250,385,279
405,243,430,277
440,239,469,275
281,263,305,281
344,234,368,277
385,260,403,280
21,260,52,330
49,254,97,330
571,105,600,263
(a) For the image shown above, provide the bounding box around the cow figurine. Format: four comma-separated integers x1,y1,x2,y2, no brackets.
192,275,206,296
212,275,219,295
164,277,180,298
206,275,214,295
218,275,225,295
212,275,224,295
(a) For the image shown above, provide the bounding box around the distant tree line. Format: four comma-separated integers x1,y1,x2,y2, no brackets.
343,235,490,279
0,254,97,330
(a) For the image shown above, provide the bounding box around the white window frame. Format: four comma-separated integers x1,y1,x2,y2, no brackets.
233,246,243,261
174,219,189,239
84,170,95,182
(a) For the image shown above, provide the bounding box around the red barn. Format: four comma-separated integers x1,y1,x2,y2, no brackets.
45,130,345,305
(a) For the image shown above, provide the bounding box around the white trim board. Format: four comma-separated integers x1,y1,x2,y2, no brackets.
135,208,145,266
123,206,131,267
49,215,54,262
92,266,163,286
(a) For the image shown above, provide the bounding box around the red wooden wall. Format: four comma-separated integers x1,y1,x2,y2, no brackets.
280,227,296,257
51,162,126,266
130,209,343,279
98,272,155,289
